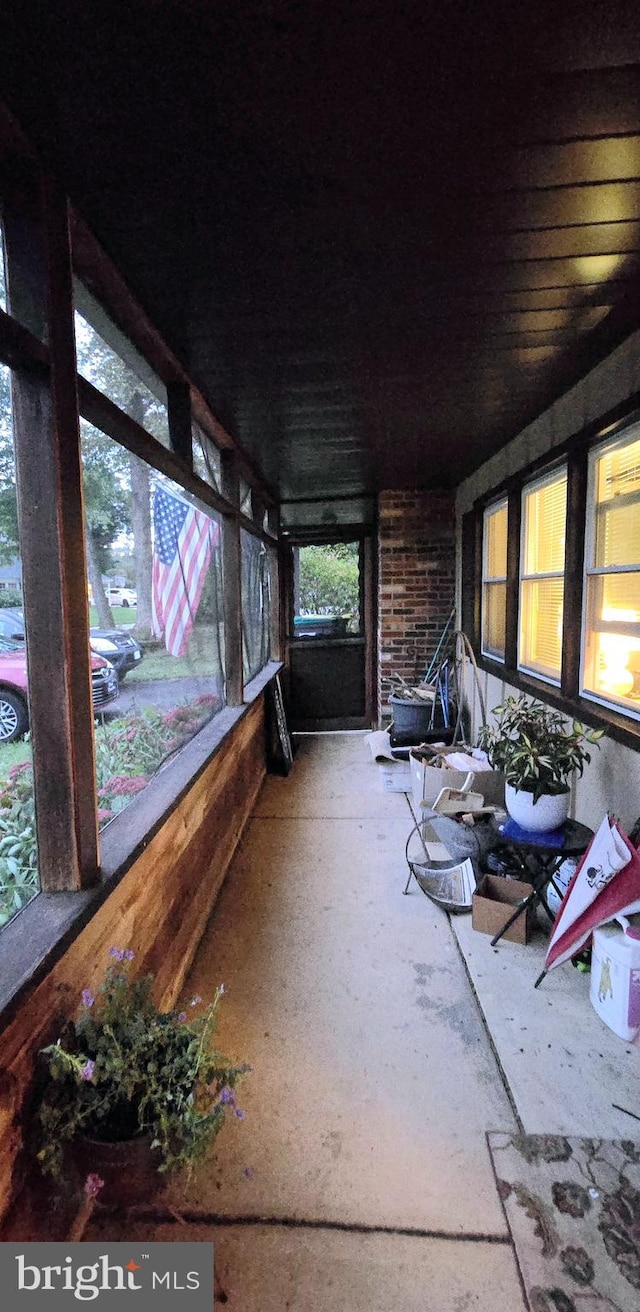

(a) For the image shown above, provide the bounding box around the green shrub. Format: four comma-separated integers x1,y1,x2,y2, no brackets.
298,544,359,616
0,761,38,927
0,589,23,608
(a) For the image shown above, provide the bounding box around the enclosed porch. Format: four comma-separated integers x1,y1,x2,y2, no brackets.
1,7,640,1309
77,731,638,1307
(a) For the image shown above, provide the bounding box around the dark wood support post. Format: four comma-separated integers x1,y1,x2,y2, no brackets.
221,450,243,705
267,543,281,663
279,541,295,706
4,177,98,888
167,380,193,468
267,506,282,663
362,534,376,727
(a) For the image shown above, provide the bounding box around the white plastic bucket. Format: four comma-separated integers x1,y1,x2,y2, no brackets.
590,918,640,1041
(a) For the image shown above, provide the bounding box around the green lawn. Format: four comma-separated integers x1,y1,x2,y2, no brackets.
89,606,137,627
125,624,222,682
89,609,221,680
125,649,196,681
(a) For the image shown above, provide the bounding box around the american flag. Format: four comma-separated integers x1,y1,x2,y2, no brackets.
151,484,218,657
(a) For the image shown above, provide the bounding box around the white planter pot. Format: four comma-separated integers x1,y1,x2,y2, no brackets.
505,783,570,834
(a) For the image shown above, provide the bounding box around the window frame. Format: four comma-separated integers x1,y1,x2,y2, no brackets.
0,121,283,994
481,496,508,663
517,464,568,687
468,400,640,751
580,424,640,721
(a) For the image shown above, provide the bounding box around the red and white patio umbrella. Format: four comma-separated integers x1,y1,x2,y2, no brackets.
543,814,640,974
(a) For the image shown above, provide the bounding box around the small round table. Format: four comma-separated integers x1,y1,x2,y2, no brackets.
489,817,594,949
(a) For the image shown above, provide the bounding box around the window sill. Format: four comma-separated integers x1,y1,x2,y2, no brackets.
0,661,282,1024
475,654,640,751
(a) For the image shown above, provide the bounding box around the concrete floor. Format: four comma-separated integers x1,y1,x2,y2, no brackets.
452,907,640,1137
90,731,640,1308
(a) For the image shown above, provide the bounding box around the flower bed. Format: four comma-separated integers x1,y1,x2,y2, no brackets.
0,693,221,925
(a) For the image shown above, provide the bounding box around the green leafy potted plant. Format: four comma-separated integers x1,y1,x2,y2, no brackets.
478,694,604,832
35,947,249,1206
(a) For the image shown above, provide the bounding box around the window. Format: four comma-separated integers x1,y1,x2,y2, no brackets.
81,421,226,831
0,149,281,995
481,499,507,661
292,543,361,639
193,423,221,491
241,529,270,682
518,467,567,684
0,223,6,312
582,426,640,717
239,478,253,517
472,416,640,732
0,362,39,928
74,283,170,448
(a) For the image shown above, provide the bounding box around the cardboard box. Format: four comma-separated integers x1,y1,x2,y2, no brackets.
410,749,505,811
472,873,534,945
378,761,412,793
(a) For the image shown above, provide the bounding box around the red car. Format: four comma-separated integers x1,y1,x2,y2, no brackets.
0,642,119,743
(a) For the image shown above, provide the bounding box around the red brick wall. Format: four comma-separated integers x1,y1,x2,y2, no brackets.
378,490,456,716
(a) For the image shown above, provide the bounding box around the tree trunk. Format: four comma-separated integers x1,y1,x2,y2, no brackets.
128,452,153,640
86,529,113,628
125,392,154,642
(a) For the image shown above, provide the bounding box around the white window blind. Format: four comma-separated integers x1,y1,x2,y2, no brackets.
582,425,640,716
518,468,567,683
481,499,507,660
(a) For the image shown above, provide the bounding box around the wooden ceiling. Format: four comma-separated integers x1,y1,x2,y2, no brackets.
2,1,640,513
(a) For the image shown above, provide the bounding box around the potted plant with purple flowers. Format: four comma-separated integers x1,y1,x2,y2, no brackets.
35,947,249,1206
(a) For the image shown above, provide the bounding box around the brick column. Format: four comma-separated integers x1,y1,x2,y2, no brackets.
378,490,456,717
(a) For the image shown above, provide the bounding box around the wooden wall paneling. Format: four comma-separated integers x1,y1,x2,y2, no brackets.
0,697,266,1228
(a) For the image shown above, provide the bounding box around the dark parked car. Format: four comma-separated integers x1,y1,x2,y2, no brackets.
0,607,143,681
0,638,119,742
89,628,144,680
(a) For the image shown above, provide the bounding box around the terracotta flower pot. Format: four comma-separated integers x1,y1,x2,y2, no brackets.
69,1132,166,1209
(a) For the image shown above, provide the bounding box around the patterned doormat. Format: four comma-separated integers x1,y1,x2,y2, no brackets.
487,1132,640,1312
